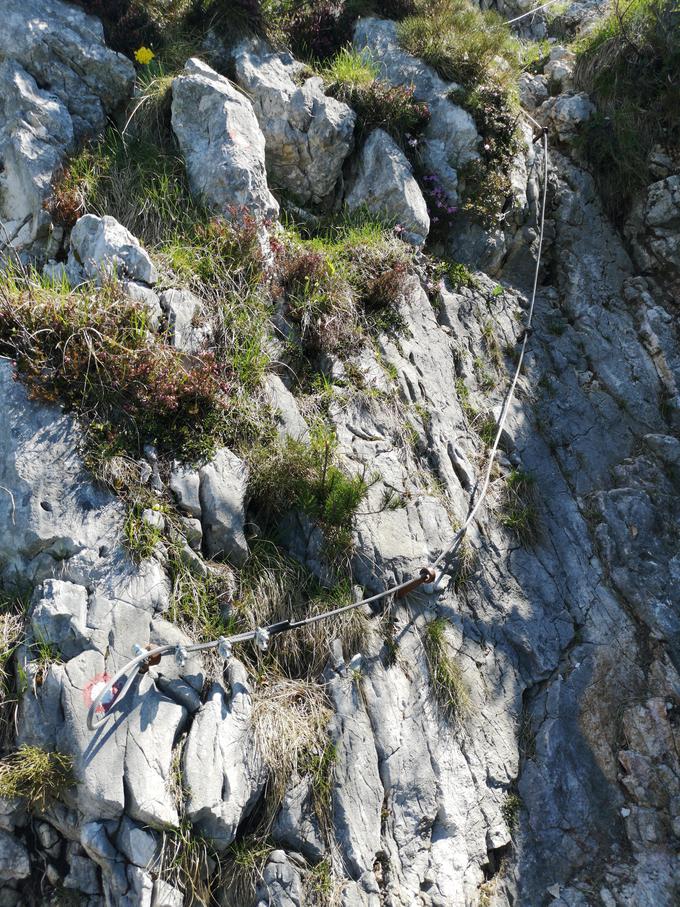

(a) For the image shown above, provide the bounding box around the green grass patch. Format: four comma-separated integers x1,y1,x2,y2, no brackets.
248,425,369,560
423,617,471,722
574,0,680,223
0,745,74,811
398,0,524,90
323,46,431,140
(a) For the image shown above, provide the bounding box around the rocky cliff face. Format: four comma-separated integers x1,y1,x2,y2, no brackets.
0,1,678,906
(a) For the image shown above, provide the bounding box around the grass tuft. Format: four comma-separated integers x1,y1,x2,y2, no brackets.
0,745,74,811
423,617,471,722
499,469,539,545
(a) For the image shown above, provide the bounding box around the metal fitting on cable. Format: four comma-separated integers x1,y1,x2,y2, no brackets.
217,636,233,661
395,566,437,599
175,646,188,668
254,627,270,651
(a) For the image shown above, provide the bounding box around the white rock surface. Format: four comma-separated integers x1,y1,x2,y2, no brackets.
198,448,249,564
183,661,266,849
233,38,355,207
345,129,429,245
171,58,279,220
159,288,210,353
69,214,157,284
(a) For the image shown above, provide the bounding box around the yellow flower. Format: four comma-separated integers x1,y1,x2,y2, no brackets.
134,46,155,65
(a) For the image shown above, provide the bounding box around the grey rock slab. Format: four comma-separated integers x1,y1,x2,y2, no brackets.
0,0,134,139
122,672,188,829
326,667,382,879
0,59,73,228
183,660,266,850
345,129,429,245
0,829,30,881
198,448,249,565
272,776,325,862
265,374,310,442
234,38,355,207
117,817,159,869
159,288,210,353
70,214,158,285
253,850,304,907
171,58,278,220
30,578,89,660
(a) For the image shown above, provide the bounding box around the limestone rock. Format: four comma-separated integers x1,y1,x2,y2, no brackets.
198,448,249,564
266,374,310,442
122,282,163,331
0,829,30,881
70,215,158,285
536,92,595,144
183,661,266,849
233,38,355,207
30,579,89,660
0,0,134,140
253,850,304,907
272,777,325,862
171,58,278,220
627,175,680,297
159,288,210,353
519,72,549,111
0,59,73,230
345,129,429,246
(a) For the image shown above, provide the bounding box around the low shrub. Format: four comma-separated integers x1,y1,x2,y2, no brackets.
0,745,74,811
0,277,230,463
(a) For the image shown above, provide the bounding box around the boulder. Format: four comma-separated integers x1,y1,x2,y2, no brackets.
0,59,73,231
183,661,266,849
198,448,249,564
345,129,429,245
0,0,134,140
544,45,576,91
169,462,202,518
519,72,549,112
69,215,158,285
171,58,278,220
122,282,163,331
233,38,355,207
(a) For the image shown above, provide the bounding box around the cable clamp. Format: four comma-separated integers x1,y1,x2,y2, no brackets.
175,646,188,668
254,627,270,651
395,566,437,599
217,636,233,661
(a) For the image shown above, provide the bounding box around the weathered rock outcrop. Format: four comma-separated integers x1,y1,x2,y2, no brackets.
233,38,355,207
345,129,430,245
171,57,279,220
0,0,134,255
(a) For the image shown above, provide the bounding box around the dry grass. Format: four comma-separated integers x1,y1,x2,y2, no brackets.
423,618,471,723
251,677,332,824
0,601,25,752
